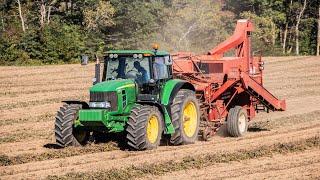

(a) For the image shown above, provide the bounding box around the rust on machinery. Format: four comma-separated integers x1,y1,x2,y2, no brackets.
172,19,286,140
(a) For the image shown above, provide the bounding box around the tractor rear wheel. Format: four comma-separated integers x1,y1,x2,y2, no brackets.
126,105,163,150
170,89,200,145
55,104,89,147
227,106,248,137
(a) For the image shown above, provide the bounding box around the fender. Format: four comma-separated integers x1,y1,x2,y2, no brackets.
160,79,195,134
161,79,195,106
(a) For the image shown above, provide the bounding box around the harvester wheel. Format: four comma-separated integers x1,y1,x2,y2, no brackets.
126,105,163,150
170,89,200,145
227,106,248,137
55,104,89,147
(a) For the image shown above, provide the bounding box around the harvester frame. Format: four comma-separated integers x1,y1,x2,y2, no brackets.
172,19,286,139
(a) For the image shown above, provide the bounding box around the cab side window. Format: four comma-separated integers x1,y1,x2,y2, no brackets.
154,57,169,80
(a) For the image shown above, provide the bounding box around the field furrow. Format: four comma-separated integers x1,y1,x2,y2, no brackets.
0,56,319,179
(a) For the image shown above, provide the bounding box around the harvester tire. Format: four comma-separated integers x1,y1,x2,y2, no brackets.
55,104,89,147
170,89,200,145
227,106,248,137
126,105,163,150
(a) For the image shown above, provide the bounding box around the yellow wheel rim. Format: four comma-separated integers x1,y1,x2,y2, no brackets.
183,101,198,137
147,115,159,144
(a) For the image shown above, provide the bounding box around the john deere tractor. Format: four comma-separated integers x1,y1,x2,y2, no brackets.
55,47,200,150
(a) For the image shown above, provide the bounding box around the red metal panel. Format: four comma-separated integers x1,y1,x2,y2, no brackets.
210,80,237,102
241,72,286,111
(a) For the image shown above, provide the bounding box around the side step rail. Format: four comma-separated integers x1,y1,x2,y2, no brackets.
241,72,286,111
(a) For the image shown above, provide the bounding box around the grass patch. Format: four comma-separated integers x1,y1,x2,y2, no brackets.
0,143,119,167
47,136,320,180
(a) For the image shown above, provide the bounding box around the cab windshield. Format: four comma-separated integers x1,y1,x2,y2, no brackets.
104,56,151,84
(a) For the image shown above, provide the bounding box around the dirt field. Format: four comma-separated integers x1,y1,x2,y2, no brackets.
0,56,319,179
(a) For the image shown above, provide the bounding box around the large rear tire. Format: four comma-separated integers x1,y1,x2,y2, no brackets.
170,89,200,145
227,106,248,137
126,105,163,150
55,104,89,147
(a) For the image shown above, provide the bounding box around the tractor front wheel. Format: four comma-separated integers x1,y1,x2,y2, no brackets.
170,89,200,145
55,104,89,147
126,105,163,150
227,106,248,137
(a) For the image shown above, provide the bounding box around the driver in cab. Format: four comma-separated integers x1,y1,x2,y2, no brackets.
134,61,149,83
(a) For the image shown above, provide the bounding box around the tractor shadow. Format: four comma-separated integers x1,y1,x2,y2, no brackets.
43,143,63,149
93,132,128,150
43,132,128,150
213,123,270,138
247,127,270,132
247,122,271,132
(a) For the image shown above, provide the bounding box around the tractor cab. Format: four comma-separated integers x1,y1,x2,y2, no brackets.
103,49,173,95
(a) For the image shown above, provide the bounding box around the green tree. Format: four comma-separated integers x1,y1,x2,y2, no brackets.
225,0,318,56
107,0,166,49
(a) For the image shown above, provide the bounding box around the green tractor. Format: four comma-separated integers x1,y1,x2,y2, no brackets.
55,48,200,150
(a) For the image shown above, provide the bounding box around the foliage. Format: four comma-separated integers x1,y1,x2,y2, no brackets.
84,1,115,31
225,0,319,56
106,0,167,49
0,0,319,65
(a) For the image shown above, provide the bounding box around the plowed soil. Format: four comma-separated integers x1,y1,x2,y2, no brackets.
0,56,319,180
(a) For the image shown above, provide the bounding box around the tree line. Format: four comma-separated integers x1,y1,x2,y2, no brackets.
0,0,319,65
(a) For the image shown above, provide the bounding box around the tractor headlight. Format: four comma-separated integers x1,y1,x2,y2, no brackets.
89,101,111,109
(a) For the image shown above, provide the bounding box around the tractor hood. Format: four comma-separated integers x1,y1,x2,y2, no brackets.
90,79,136,92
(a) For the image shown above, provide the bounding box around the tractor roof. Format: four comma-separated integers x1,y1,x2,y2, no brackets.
106,50,169,56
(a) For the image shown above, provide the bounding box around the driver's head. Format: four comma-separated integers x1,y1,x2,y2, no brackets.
134,61,141,70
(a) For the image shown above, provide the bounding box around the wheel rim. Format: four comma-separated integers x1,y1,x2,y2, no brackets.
147,115,159,144
183,101,198,137
238,113,246,133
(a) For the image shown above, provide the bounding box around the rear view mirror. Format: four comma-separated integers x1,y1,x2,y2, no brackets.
81,55,89,65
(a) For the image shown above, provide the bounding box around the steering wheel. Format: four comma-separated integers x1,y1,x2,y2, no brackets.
126,69,139,79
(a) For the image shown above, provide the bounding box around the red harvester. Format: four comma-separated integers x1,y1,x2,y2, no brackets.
172,19,286,139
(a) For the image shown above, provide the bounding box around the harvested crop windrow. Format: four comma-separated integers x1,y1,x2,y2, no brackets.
0,95,87,110
0,64,94,78
1,79,89,89
153,149,320,180
0,57,319,179
0,113,55,126
249,110,320,131
47,136,320,180
0,143,119,166
1,78,90,90
3,112,319,165
0,130,51,144
0,91,87,107
0,87,88,97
